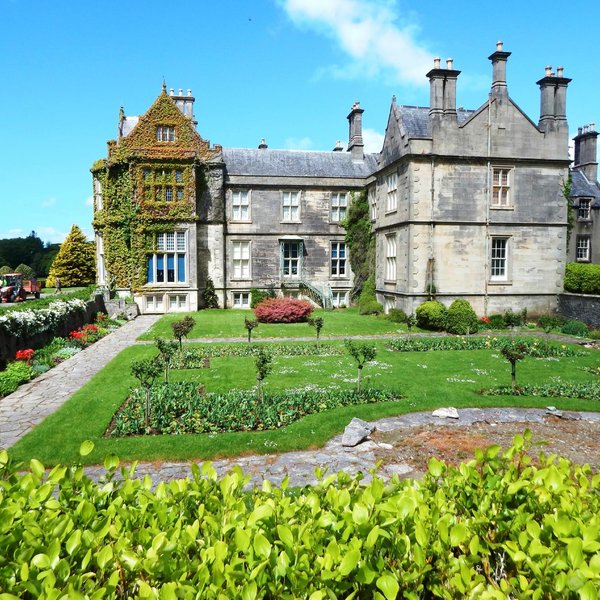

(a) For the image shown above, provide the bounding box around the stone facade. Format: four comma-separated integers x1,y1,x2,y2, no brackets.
92,44,575,316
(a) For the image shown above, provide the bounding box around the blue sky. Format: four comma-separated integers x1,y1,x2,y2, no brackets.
2,0,598,244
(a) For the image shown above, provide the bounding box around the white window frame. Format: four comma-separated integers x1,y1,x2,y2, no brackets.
576,236,591,262
281,241,302,278
331,290,348,308
156,126,175,142
233,292,251,308
386,173,397,213
385,234,397,281
331,241,347,278
369,187,377,221
492,167,512,208
577,198,592,221
168,294,188,312
145,294,165,312
282,191,301,222
232,241,251,280
232,190,251,222
147,231,187,284
490,237,509,281
330,192,347,222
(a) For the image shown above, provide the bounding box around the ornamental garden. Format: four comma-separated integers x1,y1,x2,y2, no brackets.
1,296,600,597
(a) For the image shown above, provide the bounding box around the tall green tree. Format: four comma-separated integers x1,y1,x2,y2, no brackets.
47,225,96,287
343,191,375,297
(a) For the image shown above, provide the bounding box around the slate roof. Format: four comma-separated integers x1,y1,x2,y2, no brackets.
571,169,600,203
394,105,476,138
222,148,379,178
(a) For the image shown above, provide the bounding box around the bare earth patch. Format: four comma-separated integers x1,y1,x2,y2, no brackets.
372,416,600,477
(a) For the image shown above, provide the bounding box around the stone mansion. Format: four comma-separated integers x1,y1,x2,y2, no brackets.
92,42,593,315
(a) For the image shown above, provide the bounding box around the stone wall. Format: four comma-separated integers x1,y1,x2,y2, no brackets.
558,292,600,327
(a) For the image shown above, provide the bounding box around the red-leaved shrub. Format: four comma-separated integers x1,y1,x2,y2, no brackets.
253,297,314,323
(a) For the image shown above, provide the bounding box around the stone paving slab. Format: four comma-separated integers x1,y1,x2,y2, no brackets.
0,315,160,449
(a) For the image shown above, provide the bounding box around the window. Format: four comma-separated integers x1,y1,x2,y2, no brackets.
232,190,250,221
282,191,300,221
369,187,377,220
330,192,347,222
145,294,164,311
331,242,347,277
169,295,188,311
576,236,591,262
156,126,175,142
385,235,397,281
577,199,592,220
232,241,251,279
331,291,348,308
143,167,186,202
147,231,187,284
490,237,508,280
233,292,250,308
386,173,397,212
492,167,511,207
282,241,302,277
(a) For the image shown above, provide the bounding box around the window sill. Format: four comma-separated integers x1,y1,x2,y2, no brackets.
383,279,396,285
231,278,252,282
281,220,302,224
230,219,252,224
490,205,514,211
144,283,189,288
575,259,591,263
488,280,512,286
384,209,397,216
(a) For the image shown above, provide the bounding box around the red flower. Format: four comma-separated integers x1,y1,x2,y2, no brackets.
479,316,491,324
15,348,35,364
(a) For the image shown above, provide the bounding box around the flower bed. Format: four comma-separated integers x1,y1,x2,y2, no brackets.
388,336,586,357
0,313,123,398
482,382,600,400
110,385,401,436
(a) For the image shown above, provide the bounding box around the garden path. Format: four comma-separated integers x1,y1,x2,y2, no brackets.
0,315,161,449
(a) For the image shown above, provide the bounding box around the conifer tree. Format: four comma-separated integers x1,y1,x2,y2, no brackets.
47,225,96,287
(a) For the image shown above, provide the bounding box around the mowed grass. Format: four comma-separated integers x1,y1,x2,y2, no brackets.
9,340,600,466
138,308,407,340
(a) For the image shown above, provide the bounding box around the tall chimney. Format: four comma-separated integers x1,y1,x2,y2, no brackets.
347,101,364,160
170,87,197,127
427,57,461,124
573,124,598,181
536,66,571,133
488,40,511,98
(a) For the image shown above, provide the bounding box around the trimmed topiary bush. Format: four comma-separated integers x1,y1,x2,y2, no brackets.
560,319,590,337
415,300,448,331
564,262,600,294
253,297,314,323
445,299,479,335
386,308,407,323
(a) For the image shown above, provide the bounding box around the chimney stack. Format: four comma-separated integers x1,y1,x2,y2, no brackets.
488,40,511,98
258,138,268,149
332,140,343,152
536,66,571,133
347,101,364,160
170,86,197,127
427,57,461,124
573,123,598,181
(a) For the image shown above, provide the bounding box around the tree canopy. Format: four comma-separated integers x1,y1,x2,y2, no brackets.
47,225,96,287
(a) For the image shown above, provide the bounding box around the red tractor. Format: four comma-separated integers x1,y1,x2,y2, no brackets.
0,273,41,302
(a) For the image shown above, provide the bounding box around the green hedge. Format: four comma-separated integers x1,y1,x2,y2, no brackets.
1,436,600,597
564,262,600,294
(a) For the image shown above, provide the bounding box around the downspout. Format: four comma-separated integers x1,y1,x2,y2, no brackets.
484,94,492,316
429,155,436,296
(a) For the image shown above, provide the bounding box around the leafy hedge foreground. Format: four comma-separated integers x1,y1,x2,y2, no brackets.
111,387,400,436
388,336,587,357
1,435,600,598
483,381,600,401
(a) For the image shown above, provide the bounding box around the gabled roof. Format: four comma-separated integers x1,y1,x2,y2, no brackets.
222,148,379,178
393,105,476,139
571,169,600,202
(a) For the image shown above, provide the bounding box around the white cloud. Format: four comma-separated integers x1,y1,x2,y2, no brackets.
285,136,314,150
41,197,57,208
35,227,70,244
363,127,385,152
280,0,433,86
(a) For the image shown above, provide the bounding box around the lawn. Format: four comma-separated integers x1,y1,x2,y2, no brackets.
138,308,407,340
9,338,599,466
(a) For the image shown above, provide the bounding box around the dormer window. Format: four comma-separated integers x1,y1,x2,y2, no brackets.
577,199,592,220
156,126,175,142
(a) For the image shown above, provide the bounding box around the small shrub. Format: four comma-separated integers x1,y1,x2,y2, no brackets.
487,314,506,329
244,318,259,342
359,300,384,315
560,319,590,337
504,308,527,327
538,314,562,333
253,297,313,323
590,330,600,340
386,308,407,323
445,300,479,335
202,277,219,308
171,316,195,350
415,300,447,331
0,361,33,397
564,262,600,294
250,287,276,309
